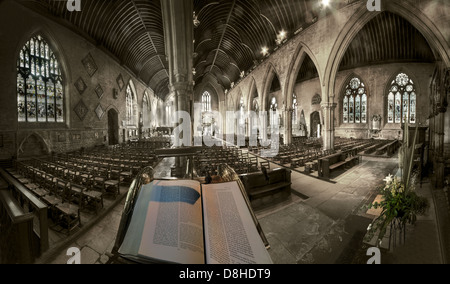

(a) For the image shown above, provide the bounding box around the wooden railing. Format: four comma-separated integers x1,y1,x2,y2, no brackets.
0,169,49,256
0,187,35,264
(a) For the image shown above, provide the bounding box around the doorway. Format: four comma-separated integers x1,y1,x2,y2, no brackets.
108,109,119,145
310,111,321,138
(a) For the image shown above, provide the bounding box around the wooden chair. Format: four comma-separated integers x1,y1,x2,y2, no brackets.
248,156,259,172
54,201,81,235
81,185,104,214
66,182,83,207
91,168,107,192
260,160,270,170
41,178,64,222
104,166,121,199
120,163,133,186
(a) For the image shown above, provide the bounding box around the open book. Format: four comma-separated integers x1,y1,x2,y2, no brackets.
118,179,273,264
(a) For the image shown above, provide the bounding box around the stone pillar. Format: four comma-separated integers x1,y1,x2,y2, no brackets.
161,0,194,145
321,102,337,150
283,108,292,145
435,105,447,188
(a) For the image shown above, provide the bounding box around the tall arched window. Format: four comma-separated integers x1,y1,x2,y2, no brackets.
252,98,260,133
343,77,367,124
292,93,298,124
239,96,245,124
142,92,150,128
387,73,416,124
17,35,64,123
253,99,259,113
269,96,278,126
126,83,135,125
202,91,211,112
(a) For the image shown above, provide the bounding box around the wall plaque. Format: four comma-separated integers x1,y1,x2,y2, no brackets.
74,77,87,95
82,53,98,77
95,84,104,99
74,99,89,121
312,94,321,105
116,74,125,91
95,103,105,120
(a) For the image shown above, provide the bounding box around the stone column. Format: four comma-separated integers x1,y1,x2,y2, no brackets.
161,0,194,145
321,102,337,150
435,105,447,188
283,108,292,145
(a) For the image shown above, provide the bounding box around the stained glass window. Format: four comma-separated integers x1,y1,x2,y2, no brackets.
343,77,367,124
17,35,63,123
126,84,136,125
395,92,402,123
292,94,298,124
361,94,367,123
142,92,150,128
269,97,277,126
202,91,211,112
388,73,416,124
388,92,394,123
355,95,361,123
343,96,348,124
410,92,416,124
239,96,245,125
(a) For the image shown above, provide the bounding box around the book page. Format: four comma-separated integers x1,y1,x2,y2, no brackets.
202,181,273,264
120,179,205,264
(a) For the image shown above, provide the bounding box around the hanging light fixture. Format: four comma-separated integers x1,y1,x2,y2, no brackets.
193,11,200,27
276,30,287,45
261,47,269,56
319,0,330,10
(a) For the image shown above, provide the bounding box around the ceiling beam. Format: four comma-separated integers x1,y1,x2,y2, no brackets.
131,0,168,78
209,0,236,74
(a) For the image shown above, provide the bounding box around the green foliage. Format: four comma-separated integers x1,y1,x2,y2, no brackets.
366,121,429,246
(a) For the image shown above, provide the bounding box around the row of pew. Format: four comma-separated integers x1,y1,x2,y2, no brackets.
194,146,263,176
247,138,399,180
4,141,167,235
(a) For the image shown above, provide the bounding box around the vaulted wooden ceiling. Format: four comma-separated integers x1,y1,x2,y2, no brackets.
296,11,436,83
23,1,436,100
23,0,333,99
192,0,326,91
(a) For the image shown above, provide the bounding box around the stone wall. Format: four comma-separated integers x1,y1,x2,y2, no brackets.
0,0,163,159
334,63,435,140
287,62,435,140
219,0,449,147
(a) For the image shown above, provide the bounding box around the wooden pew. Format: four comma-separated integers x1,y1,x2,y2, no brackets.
0,168,49,255
376,140,399,156
239,168,291,210
318,149,359,179
0,188,36,263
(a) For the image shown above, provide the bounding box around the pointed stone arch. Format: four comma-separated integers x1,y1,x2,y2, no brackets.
324,2,449,107
142,90,151,129
17,132,51,159
126,79,139,127
338,73,370,126
247,77,260,112
284,42,322,110
383,67,422,99
15,27,71,127
235,87,244,111
261,63,282,112
383,68,421,126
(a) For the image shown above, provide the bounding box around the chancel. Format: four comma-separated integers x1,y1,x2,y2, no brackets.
0,0,449,265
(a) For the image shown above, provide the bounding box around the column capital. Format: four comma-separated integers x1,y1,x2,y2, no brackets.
321,102,337,109
170,81,193,92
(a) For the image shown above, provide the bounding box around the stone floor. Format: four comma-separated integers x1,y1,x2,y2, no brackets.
36,154,450,264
